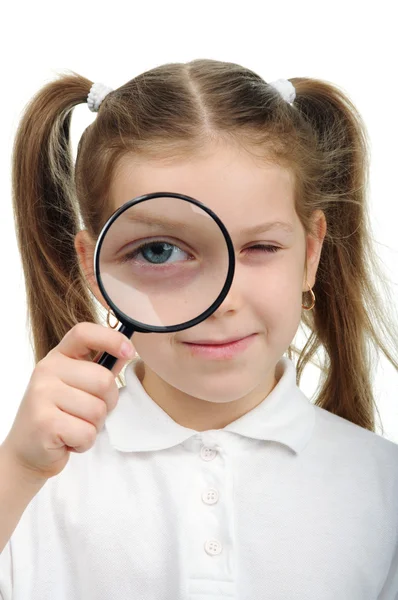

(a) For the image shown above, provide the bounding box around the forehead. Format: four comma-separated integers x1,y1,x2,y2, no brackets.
110,145,297,233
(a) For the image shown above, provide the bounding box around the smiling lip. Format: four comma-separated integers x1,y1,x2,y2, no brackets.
182,334,257,359
184,335,254,345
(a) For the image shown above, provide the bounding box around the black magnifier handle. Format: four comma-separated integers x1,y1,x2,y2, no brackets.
96,321,137,371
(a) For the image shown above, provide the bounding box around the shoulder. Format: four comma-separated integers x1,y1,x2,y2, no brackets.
313,404,398,482
314,404,398,450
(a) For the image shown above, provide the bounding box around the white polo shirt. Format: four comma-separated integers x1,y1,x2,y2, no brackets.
1,355,398,599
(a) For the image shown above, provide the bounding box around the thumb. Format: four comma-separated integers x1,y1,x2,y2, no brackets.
91,344,138,378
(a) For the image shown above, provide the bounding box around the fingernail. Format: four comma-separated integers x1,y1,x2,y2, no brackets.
120,342,135,358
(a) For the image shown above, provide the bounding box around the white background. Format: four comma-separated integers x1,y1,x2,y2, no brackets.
0,0,397,443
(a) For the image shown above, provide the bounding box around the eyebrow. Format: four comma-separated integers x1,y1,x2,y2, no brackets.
243,221,294,234
121,212,209,230
120,213,294,234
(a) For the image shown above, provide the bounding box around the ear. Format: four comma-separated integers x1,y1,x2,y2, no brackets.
74,230,109,310
303,210,327,291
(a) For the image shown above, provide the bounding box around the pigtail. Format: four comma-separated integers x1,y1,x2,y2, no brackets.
288,78,398,433
11,72,125,384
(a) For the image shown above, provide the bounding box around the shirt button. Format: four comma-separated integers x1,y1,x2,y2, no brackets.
200,446,217,461
202,488,219,504
204,539,223,555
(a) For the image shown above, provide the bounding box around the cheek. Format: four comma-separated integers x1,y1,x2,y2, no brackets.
130,332,191,395
131,331,172,357
248,260,303,317
130,332,185,381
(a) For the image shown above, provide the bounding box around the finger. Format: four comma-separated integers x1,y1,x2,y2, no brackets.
55,386,110,433
54,362,119,414
53,322,135,362
51,411,98,454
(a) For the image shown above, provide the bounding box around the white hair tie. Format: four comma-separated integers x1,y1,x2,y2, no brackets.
268,79,296,105
87,82,114,112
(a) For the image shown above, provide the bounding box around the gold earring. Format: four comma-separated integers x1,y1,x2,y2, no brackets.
302,283,316,311
106,307,120,329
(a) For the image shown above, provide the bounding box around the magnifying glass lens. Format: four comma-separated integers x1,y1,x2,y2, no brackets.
98,195,231,328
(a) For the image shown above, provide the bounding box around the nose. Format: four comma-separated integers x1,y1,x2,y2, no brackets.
209,264,246,318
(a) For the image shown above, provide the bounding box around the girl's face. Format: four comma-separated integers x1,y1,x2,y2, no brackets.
78,143,326,407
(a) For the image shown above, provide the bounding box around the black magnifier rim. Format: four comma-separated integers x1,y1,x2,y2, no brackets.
94,192,235,333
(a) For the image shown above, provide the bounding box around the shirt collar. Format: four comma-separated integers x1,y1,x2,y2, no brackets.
105,356,315,455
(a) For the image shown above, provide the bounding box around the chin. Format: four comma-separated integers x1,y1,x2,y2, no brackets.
173,368,262,404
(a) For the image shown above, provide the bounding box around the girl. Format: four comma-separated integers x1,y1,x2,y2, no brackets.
0,60,397,599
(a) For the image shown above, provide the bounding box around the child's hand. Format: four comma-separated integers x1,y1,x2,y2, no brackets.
1,322,135,483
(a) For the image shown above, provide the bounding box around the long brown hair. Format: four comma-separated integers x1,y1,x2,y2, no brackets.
11,61,398,433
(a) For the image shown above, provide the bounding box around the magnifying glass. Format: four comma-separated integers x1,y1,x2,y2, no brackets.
93,192,235,371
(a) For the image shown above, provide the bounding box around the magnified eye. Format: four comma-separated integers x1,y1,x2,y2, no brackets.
120,240,193,266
